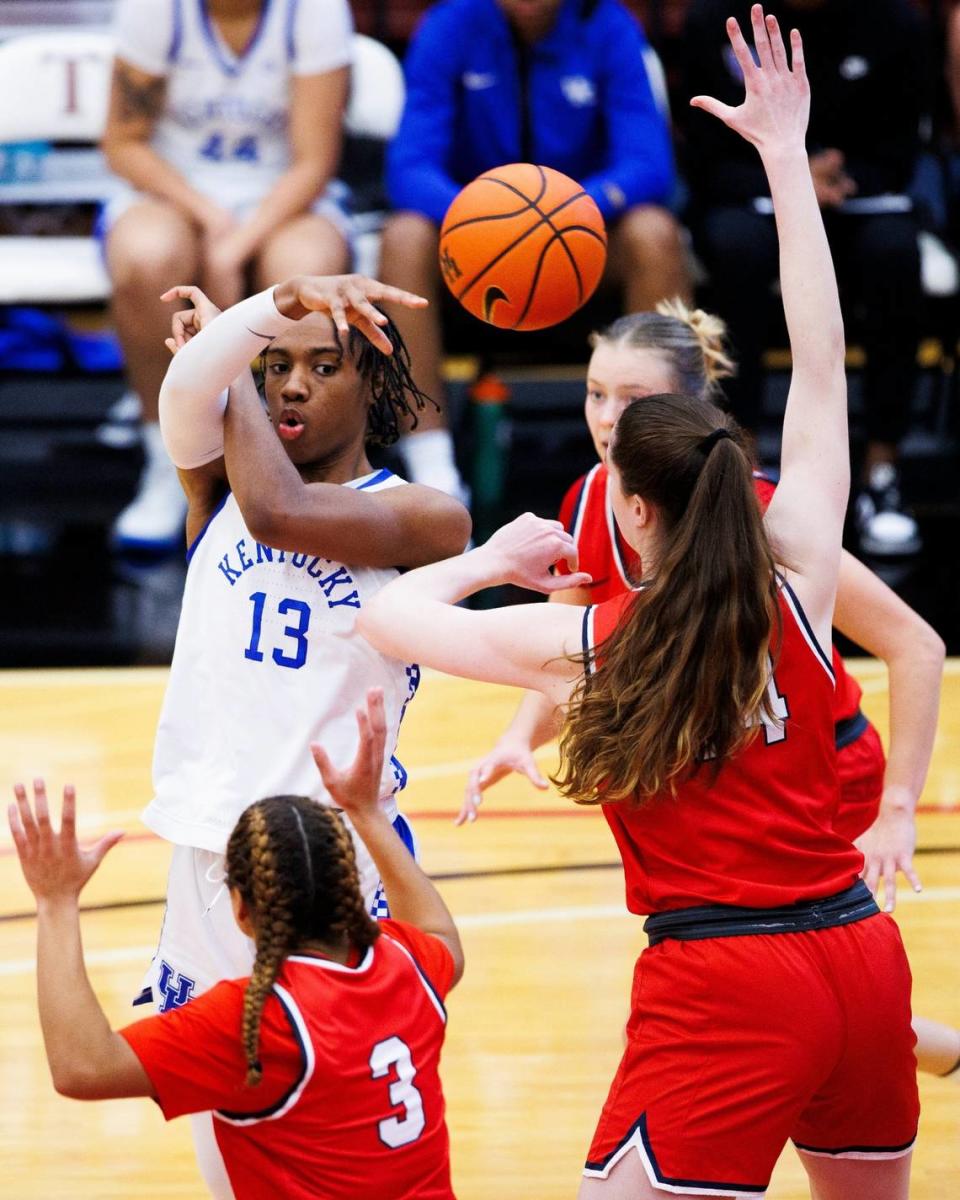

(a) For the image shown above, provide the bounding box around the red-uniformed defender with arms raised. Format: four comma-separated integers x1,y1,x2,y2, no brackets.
8,689,461,1200
465,307,957,1077
357,9,919,1197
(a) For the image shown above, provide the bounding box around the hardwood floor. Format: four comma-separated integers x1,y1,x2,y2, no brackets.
1,662,957,1198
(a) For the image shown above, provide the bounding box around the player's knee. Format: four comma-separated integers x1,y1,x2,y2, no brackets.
379,212,439,278
257,218,349,285
108,224,199,294
617,205,683,263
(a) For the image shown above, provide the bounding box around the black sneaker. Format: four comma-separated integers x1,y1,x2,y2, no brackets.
855,462,921,557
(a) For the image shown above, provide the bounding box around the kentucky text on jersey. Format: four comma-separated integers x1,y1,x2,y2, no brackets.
216,540,361,609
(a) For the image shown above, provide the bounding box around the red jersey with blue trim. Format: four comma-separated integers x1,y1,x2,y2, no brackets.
558,464,863,722
585,585,864,912
120,920,454,1200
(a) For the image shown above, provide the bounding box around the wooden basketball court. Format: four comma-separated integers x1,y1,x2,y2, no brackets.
1,660,957,1198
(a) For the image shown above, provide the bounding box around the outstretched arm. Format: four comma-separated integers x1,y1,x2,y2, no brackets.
159,274,429,448
312,690,464,983
692,7,847,648
7,783,150,1100
834,552,944,909
358,514,591,704
160,277,469,565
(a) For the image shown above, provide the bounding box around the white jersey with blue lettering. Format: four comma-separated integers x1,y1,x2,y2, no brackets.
112,0,353,210
144,468,419,869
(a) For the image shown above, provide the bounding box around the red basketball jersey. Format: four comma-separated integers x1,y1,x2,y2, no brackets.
120,921,454,1200
558,464,863,721
585,586,864,912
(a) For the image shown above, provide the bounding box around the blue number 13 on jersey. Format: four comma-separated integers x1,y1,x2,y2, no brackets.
244,592,310,669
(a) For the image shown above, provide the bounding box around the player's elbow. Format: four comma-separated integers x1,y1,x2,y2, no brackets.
448,935,465,988
238,495,304,551
50,1058,104,1100
914,620,946,669
355,595,392,653
435,505,472,560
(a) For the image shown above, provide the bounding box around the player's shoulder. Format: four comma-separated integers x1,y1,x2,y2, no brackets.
346,467,407,494
559,462,604,528
378,920,455,1003
584,589,635,656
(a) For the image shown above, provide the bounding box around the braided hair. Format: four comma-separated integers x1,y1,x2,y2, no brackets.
225,796,380,1087
343,314,437,447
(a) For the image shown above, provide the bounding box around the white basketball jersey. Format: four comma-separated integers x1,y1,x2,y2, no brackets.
145,469,419,855
114,0,353,208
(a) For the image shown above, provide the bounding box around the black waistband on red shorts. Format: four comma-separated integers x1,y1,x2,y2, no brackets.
834,707,869,750
643,879,879,947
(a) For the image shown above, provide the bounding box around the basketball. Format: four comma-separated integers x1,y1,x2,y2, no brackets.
438,163,607,331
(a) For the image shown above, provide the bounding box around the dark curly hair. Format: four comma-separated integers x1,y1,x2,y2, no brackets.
343,314,437,447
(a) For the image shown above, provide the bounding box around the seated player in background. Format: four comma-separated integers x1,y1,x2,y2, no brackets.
101,0,356,553
464,299,960,1079
378,0,691,499
357,11,922,1195
144,273,469,1196
9,689,462,1200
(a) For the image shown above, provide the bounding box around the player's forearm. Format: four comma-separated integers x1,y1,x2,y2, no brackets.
221,368,313,536
505,689,561,750
881,634,945,811
161,289,295,413
159,288,296,471
764,146,846,402
102,140,215,225
374,545,505,609
36,898,118,1095
359,547,503,659
349,809,463,973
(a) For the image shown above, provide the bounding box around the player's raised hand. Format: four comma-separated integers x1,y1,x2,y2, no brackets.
273,274,428,355
458,735,549,826
311,688,387,821
161,284,223,355
8,781,124,903
690,5,809,156
481,512,592,594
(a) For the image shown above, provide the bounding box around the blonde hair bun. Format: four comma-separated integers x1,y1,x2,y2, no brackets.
655,298,735,387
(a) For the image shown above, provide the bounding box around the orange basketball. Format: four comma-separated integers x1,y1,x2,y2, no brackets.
438,163,607,331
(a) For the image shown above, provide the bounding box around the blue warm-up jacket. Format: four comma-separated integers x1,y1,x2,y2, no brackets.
386,0,676,225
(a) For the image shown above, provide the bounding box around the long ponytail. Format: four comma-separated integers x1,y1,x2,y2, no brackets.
555,394,780,804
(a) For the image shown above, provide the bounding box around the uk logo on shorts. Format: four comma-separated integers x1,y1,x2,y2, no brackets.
156,960,197,1013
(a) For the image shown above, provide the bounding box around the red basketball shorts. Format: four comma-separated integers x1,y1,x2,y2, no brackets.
834,722,886,843
584,915,918,1196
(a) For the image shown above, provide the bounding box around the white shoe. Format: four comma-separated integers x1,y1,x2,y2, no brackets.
96,390,143,449
112,423,187,553
855,462,921,557
399,430,470,506
919,231,960,299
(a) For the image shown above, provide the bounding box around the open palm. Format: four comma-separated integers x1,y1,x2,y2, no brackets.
690,5,809,154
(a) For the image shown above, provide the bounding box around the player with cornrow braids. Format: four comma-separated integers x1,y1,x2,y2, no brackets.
10,689,464,1200
228,797,380,1086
